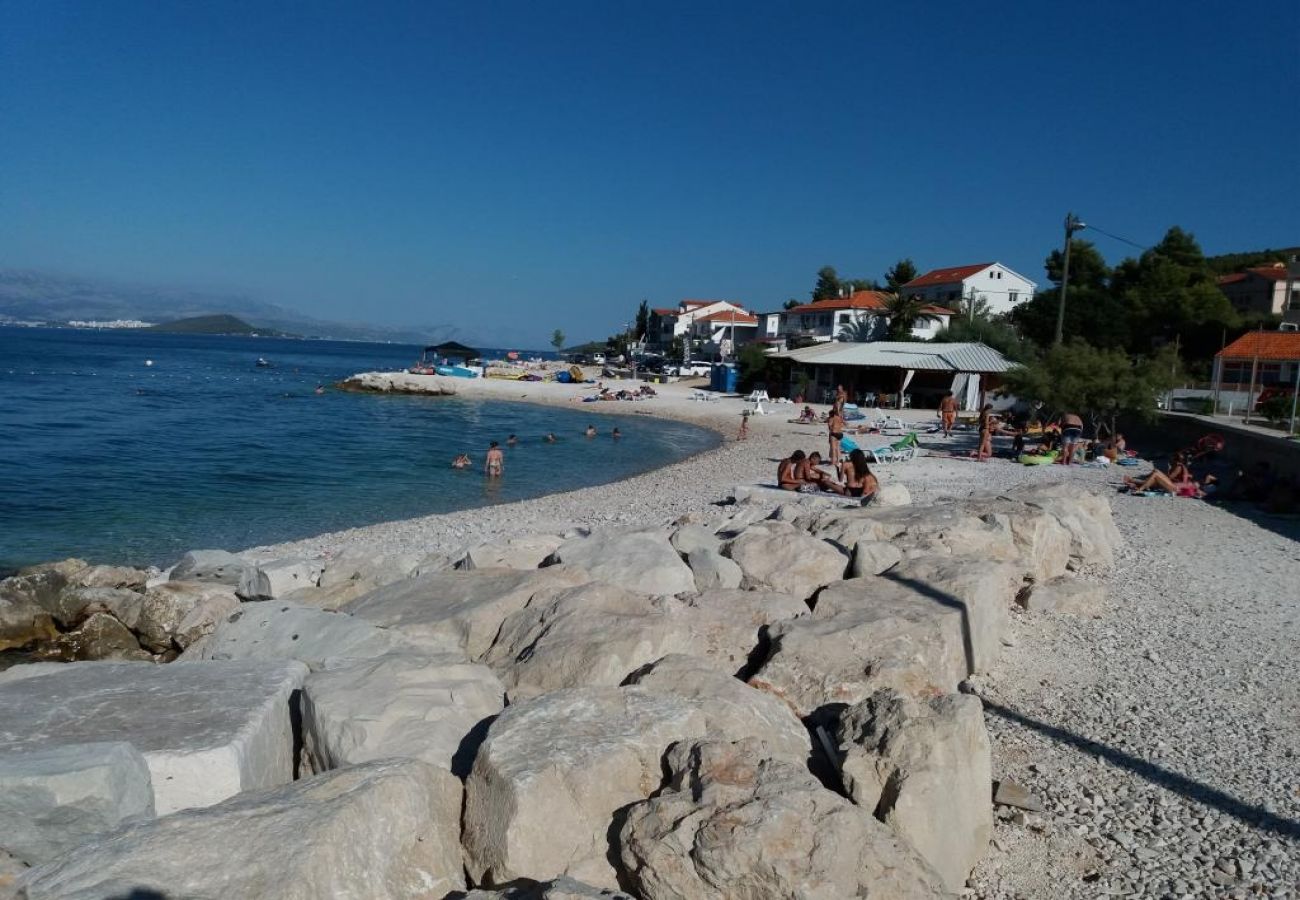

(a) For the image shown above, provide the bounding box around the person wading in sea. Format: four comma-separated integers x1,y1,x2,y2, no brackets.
484,441,504,478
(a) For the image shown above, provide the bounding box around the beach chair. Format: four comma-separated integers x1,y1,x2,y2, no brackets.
744,389,771,403
868,409,907,432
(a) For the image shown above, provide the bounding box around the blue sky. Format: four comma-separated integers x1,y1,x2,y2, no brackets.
2,1,1297,346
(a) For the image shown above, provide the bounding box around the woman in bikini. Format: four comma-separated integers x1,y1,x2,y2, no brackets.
838,448,878,500
827,408,846,468
484,441,504,477
1125,452,1201,497
976,404,995,461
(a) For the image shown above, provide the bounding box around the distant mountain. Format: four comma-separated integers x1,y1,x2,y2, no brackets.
145,314,293,336
0,269,461,344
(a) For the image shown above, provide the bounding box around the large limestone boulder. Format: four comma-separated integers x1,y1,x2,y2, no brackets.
800,504,1019,566
669,523,721,556
956,495,1073,582
463,686,706,888
834,690,992,892
136,581,240,653
670,588,809,676
724,523,848,598
44,586,142,629
685,546,742,591
999,483,1121,568
484,582,692,701
0,659,306,815
873,481,912,507
301,651,505,776
459,533,565,570
45,612,151,662
65,564,147,592
16,558,87,579
319,546,428,589
0,742,154,866
0,571,67,613
343,567,589,660
881,556,1022,675
625,655,811,763
848,539,904,577
0,592,57,653
749,580,966,718
237,557,324,602
14,758,465,900
169,549,255,586
547,528,694,595
616,739,947,899
187,601,416,669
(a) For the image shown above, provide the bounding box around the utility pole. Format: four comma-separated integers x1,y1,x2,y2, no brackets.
1054,212,1087,346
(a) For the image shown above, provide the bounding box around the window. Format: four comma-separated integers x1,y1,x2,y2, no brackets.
838,313,851,323
1008,291,1019,304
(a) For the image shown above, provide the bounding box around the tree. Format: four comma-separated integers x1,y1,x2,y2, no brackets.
1002,340,1181,438
883,293,940,338
1044,239,1110,289
736,342,774,392
933,316,1034,363
838,317,882,343
668,335,685,363
550,329,565,353
812,266,842,301
782,298,802,310
884,258,919,294
634,300,650,340
846,278,882,292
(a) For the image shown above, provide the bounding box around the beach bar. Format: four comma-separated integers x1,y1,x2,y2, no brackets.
770,340,1013,409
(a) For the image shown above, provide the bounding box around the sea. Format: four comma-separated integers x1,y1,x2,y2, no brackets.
0,327,718,572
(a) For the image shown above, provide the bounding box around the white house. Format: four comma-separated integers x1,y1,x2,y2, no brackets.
646,299,751,354
764,291,952,346
901,262,1036,315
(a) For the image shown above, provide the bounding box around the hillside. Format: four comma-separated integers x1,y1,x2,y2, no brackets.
1206,247,1300,276
145,314,287,336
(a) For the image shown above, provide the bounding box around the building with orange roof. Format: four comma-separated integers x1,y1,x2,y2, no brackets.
760,290,952,346
1212,331,1300,398
1216,263,1300,317
901,262,1036,315
645,298,750,356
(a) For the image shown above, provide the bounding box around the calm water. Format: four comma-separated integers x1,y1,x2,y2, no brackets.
0,327,717,571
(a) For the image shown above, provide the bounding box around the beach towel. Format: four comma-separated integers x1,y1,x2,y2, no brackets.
840,436,859,452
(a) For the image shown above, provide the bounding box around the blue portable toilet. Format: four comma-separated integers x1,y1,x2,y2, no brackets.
712,363,738,393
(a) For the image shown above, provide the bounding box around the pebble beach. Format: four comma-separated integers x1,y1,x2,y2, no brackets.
267,374,1300,897
4,372,1297,898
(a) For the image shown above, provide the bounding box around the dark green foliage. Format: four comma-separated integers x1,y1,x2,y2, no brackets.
883,293,940,338
736,342,774,391
812,266,842,301
635,300,650,340
1002,341,1181,436
1205,247,1300,276
146,314,284,335
933,316,1035,363
1258,394,1293,425
884,258,919,293
782,298,802,310
550,329,565,352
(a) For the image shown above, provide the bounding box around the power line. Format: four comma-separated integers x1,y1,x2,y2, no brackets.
1083,222,1149,252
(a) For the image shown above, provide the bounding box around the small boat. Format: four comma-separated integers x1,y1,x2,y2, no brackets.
255,357,272,368
435,364,478,378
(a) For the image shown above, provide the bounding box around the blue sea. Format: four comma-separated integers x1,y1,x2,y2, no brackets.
0,327,717,571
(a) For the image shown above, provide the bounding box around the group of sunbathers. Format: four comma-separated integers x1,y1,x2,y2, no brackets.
777,447,879,499
584,384,657,402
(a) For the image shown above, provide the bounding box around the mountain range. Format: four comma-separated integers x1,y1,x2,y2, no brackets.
0,270,464,345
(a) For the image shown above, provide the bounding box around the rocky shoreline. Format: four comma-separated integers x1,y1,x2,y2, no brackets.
2,380,1296,898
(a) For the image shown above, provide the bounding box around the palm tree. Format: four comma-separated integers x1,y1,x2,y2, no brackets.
837,316,879,343
883,293,940,338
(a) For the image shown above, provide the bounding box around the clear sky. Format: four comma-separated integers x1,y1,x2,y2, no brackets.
2,1,1297,346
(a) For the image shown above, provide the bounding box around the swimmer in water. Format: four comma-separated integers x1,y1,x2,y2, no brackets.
484,441,504,477
451,453,471,469
584,424,597,438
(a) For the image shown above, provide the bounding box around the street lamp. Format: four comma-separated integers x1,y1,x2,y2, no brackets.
1054,212,1087,346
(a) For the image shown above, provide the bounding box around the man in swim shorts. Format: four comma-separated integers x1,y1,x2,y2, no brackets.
1059,412,1084,466
938,391,958,438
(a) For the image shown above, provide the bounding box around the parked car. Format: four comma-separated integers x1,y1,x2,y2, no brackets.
668,362,713,377
591,353,606,365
